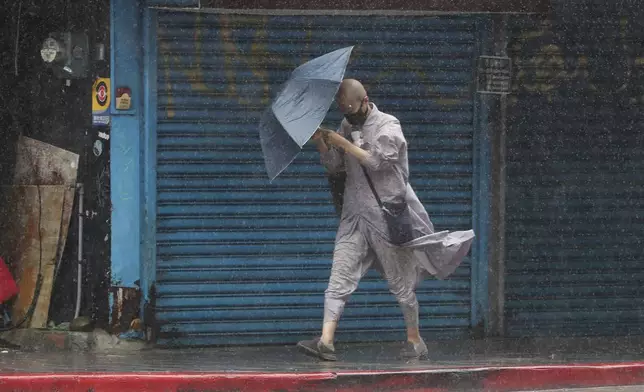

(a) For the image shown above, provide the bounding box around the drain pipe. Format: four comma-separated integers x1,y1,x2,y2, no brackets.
74,183,84,319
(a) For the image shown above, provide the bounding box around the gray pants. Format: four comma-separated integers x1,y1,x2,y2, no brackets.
324,221,421,329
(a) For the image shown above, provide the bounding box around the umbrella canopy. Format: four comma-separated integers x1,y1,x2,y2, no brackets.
259,46,354,180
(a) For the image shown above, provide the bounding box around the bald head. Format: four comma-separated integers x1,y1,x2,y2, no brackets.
336,79,368,114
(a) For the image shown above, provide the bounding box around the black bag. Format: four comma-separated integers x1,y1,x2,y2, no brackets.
360,166,415,245
327,171,346,217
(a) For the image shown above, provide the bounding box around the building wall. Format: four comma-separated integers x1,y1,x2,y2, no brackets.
109,0,145,291
0,0,111,328
109,1,495,336
112,0,644,340
504,1,644,336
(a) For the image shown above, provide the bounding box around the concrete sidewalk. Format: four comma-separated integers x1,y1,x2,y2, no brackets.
1,336,643,391
1,328,144,352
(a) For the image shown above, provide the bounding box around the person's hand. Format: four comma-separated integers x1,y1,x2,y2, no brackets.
312,128,332,142
311,130,324,141
324,131,344,147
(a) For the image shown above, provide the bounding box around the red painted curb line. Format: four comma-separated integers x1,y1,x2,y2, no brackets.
1,362,643,392
0,372,337,392
483,363,644,391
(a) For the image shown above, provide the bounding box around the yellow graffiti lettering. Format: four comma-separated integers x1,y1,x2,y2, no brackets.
300,22,313,67
435,98,463,107
185,13,209,92
518,44,566,96
250,16,271,106
512,17,643,103
218,15,279,106
157,14,290,108
159,38,175,119
220,14,241,101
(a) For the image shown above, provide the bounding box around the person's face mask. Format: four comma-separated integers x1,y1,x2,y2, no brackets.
344,100,368,126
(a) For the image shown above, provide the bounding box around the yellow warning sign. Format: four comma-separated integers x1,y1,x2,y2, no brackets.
92,78,110,126
92,77,111,113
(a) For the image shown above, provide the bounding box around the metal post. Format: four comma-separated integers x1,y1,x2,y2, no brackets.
74,183,84,319
488,14,509,337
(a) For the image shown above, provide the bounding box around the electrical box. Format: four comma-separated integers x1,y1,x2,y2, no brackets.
40,32,89,79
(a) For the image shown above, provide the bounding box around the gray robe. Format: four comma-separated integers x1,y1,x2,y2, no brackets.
321,103,475,280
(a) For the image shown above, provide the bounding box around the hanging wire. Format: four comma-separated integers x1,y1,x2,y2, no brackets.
14,0,23,76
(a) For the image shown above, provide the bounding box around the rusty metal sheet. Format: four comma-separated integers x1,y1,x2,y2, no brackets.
109,287,141,334
13,136,79,187
0,186,67,328
12,136,79,288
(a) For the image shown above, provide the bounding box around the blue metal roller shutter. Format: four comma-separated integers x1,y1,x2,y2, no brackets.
505,13,644,337
154,11,481,346
147,0,198,7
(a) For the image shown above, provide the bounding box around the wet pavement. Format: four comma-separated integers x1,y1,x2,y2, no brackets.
1,336,643,391
1,336,643,373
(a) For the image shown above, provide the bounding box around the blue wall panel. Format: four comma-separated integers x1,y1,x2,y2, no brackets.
152,11,483,346
110,0,143,288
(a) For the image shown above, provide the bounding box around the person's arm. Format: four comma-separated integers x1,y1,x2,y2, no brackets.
325,132,370,162
324,122,404,172
312,128,345,173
